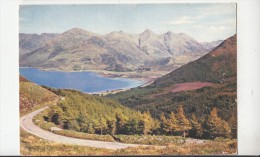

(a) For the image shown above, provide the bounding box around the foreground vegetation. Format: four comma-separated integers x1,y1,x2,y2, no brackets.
21,129,237,155
114,134,185,145
20,129,114,156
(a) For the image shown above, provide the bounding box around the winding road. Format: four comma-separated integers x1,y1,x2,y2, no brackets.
20,106,150,150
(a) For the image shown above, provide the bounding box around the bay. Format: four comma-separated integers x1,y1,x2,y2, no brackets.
19,68,143,93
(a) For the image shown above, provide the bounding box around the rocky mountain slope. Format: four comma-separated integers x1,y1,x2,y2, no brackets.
201,40,223,51
19,33,58,56
20,28,216,72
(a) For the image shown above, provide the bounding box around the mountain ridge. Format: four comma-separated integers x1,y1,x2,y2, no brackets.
20,28,225,72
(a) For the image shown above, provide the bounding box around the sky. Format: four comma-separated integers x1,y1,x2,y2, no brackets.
20,4,236,42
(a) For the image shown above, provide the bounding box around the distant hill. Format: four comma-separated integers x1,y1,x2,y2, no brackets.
20,28,212,72
201,40,223,51
108,35,237,122
19,33,58,56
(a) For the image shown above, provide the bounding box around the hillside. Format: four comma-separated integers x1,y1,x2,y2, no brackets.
19,33,58,56
20,28,210,72
108,35,237,126
19,76,141,133
38,88,147,135
19,75,59,115
154,34,236,86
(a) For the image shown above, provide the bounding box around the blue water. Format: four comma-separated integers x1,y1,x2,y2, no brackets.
19,68,143,93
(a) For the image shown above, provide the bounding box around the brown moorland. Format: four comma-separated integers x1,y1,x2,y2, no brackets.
171,82,215,93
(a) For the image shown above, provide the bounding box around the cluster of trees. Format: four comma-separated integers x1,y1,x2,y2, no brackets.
160,106,192,137
46,104,158,136
159,106,235,139
109,82,237,137
41,88,236,139
206,108,232,139
44,95,235,139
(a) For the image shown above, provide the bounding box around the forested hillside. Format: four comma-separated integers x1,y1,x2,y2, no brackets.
41,88,146,135
108,35,237,138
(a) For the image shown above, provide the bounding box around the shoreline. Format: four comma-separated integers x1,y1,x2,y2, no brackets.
19,67,167,95
19,67,169,79
89,77,156,96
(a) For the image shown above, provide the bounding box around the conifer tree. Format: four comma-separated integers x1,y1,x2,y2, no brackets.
152,119,161,134
50,105,63,125
77,113,88,132
168,111,179,135
97,114,108,135
87,122,95,134
107,118,116,135
124,118,140,135
115,112,128,134
207,107,231,138
190,114,203,138
176,106,192,137
207,107,221,138
160,112,168,134
139,111,154,135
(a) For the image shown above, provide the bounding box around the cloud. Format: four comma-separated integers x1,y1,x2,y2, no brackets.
165,16,194,25
164,15,207,25
193,24,232,31
209,25,229,31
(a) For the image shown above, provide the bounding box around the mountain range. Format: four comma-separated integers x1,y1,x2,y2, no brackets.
20,28,222,72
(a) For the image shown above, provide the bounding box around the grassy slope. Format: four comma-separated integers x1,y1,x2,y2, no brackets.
114,134,185,145
20,129,114,156
19,75,59,116
21,129,237,155
108,35,237,121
